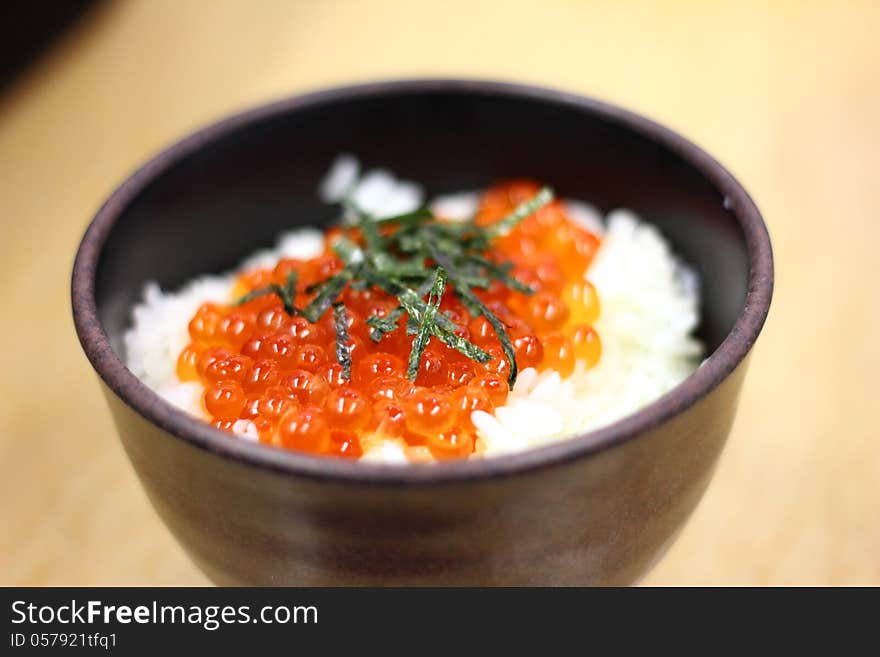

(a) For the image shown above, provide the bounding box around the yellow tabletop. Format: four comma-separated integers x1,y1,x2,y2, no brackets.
1,0,877,586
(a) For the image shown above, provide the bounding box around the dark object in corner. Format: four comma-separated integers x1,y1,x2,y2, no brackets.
0,0,98,90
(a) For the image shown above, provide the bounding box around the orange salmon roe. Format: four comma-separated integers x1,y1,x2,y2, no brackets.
179,179,603,459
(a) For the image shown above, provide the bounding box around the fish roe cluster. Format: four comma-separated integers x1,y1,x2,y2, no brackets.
177,180,603,460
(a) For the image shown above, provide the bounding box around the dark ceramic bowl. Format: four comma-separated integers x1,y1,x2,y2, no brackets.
72,79,772,585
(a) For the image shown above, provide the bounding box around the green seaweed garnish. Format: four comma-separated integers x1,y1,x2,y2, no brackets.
407,268,446,380
234,186,554,387
332,302,352,381
234,270,298,315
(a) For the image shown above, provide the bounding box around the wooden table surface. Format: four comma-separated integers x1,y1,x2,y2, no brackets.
2,0,877,586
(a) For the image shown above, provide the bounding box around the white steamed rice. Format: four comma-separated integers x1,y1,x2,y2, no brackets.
124,157,702,463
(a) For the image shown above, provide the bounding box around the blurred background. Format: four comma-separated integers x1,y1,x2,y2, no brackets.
1,0,877,585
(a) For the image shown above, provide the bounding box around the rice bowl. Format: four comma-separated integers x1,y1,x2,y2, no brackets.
72,80,773,585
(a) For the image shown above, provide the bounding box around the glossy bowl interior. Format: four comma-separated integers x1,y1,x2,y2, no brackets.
73,80,772,584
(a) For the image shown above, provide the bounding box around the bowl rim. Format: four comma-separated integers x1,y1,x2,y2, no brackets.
71,78,773,485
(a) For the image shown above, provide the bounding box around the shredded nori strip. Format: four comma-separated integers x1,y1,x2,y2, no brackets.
332,302,352,381
407,268,446,381
234,270,298,315
373,206,434,226
457,288,518,388
483,187,554,240
300,271,351,323
367,305,406,342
